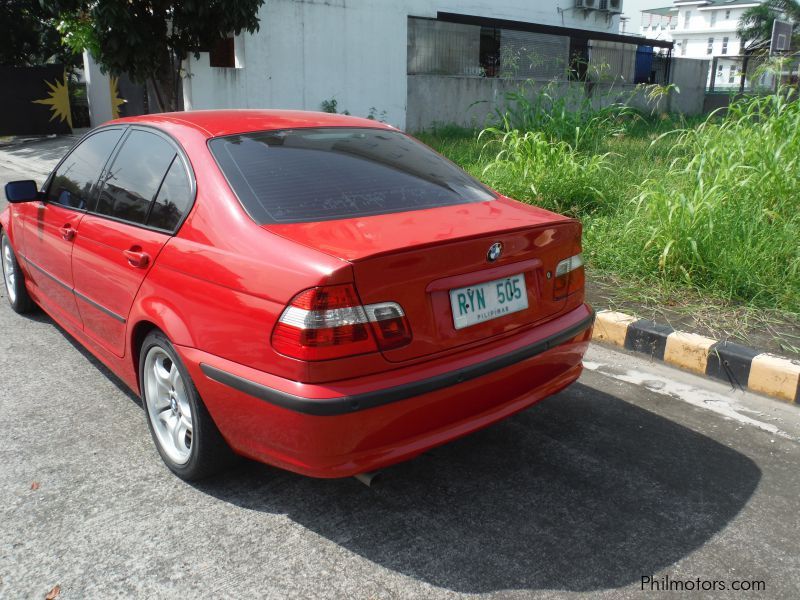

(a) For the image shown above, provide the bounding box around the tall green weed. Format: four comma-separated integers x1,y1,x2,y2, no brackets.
600,89,800,310
478,128,616,216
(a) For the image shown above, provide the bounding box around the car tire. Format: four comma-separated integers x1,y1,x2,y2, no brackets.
139,330,237,481
1,232,35,314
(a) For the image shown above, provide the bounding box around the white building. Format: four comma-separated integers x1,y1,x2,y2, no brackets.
640,0,764,89
182,0,633,130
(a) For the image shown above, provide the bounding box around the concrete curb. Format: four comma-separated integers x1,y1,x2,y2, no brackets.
593,310,800,404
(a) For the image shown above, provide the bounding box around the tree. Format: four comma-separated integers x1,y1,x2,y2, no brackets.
56,0,265,112
0,1,80,67
737,0,800,52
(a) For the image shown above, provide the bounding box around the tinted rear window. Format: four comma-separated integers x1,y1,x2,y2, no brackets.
208,128,495,224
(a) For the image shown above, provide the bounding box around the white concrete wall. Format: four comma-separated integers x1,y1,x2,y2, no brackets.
183,0,623,130
83,52,114,127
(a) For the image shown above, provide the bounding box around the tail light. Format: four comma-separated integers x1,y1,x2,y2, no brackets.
553,253,585,299
272,284,412,360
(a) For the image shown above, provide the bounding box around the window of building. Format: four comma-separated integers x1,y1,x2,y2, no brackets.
725,10,731,20
707,37,714,54
722,37,729,54
479,27,501,77
681,39,688,56
684,11,691,27
710,11,717,27
728,65,738,84
209,36,235,68
568,36,589,81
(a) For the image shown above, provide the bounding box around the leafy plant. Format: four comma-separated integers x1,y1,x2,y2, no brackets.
320,98,339,113
53,0,265,111
366,106,388,122
642,83,680,116
0,1,80,68
737,0,800,52
320,97,350,115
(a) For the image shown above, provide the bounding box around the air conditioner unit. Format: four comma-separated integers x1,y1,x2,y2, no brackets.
608,0,623,14
575,0,596,9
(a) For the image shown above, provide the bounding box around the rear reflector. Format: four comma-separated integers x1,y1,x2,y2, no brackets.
272,285,412,360
364,302,411,351
554,253,585,299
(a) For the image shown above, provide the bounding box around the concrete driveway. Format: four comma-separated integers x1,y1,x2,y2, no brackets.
1,138,799,599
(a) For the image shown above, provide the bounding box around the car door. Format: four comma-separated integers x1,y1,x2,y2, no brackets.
71,128,194,357
19,128,125,330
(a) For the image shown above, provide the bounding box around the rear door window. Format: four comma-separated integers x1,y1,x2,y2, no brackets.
47,129,124,210
208,127,495,224
94,130,177,225
146,156,192,231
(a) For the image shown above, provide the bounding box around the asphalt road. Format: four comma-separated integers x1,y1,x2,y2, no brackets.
1,139,799,599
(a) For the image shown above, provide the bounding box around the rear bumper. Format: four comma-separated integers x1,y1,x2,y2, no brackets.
178,304,594,477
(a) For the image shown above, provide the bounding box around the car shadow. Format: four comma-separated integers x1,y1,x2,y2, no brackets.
10,297,759,592
26,308,142,407
195,383,761,594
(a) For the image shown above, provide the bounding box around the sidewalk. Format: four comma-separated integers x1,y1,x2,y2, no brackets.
0,133,83,182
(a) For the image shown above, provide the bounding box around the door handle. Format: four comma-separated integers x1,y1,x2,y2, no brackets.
59,225,76,241
123,247,150,268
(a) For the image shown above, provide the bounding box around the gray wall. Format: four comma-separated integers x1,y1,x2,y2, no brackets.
668,57,710,115
406,57,710,132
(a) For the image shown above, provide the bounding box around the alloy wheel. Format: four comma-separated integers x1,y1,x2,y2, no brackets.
143,347,194,465
2,239,17,304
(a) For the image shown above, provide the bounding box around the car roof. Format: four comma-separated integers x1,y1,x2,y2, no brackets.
110,109,396,138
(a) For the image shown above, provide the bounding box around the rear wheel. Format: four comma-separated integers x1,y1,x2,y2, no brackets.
1,232,35,314
139,330,236,480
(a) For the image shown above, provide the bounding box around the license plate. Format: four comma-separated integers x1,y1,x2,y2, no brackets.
449,273,528,330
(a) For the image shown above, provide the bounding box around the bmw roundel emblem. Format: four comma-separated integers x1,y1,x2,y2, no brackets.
487,242,503,262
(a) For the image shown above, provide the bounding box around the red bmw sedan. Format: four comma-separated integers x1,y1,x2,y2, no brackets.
1,111,593,481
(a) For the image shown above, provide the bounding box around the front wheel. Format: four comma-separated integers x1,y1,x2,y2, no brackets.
1,232,35,314
140,330,236,480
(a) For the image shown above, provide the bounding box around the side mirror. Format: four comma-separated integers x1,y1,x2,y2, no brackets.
4,180,39,203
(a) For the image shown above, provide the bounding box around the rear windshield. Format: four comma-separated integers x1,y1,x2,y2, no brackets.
208,127,495,224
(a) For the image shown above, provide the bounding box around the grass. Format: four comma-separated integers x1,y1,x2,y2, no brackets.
416,87,800,316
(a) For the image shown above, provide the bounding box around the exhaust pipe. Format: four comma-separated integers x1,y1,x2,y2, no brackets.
354,471,382,487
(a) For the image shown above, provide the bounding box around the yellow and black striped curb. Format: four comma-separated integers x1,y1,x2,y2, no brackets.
592,310,800,404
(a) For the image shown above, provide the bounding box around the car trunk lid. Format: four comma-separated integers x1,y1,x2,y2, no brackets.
265,198,581,362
